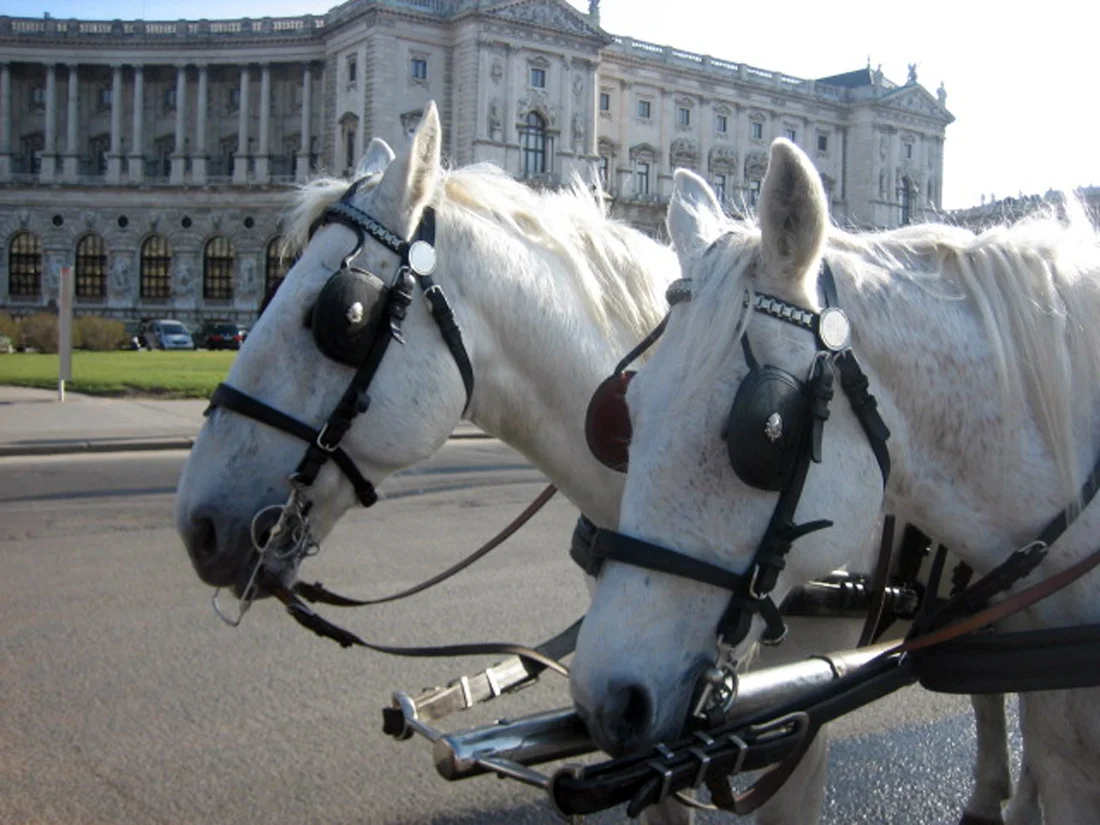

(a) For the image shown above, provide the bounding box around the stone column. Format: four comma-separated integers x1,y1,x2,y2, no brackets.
233,65,250,183
698,95,712,184
41,63,57,182
193,64,208,184
0,63,11,180
296,62,312,182
106,64,123,183
170,64,187,183
62,63,79,180
255,63,271,182
127,65,144,182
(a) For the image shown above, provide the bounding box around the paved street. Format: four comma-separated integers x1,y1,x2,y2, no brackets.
1,439,1021,824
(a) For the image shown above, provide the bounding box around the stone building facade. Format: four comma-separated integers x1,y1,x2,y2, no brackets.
0,0,954,327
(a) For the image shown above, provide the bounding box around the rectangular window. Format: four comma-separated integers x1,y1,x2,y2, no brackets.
715,114,727,133
817,133,828,152
713,174,726,202
599,92,610,112
347,55,357,84
784,128,797,142
598,155,609,186
751,121,763,140
411,58,428,81
905,143,913,159
98,87,112,108
229,87,240,112
677,107,690,127
164,87,177,112
637,99,651,119
30,86,45,109
635,161,650,195
345,131,356,172
749,178,762,208
529,67,546,88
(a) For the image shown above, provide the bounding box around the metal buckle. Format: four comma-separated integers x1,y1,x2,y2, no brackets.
315,423,339,453
748,564,765,600
689,731,715,788
646,743,676,804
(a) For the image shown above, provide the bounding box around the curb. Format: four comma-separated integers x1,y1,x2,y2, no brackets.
0,430,494,458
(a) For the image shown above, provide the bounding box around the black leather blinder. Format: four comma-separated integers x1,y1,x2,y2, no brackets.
725,366,809,491
309,267,390,367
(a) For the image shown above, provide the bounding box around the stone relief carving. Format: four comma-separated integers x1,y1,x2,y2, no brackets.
744,150,768,180
709,145,738,171
82,211,98,230
669,137,697,169
489,2,595,36
239,257,259,300
571,112,584,152
109,254,131,298
572,72,584,103
516,91,556,125
491,60,503,86
175,259,194,297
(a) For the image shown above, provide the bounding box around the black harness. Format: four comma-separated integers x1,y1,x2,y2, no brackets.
206,190,474,509
582,263,890,648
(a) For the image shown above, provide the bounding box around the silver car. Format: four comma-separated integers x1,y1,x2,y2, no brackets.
144,319,195,350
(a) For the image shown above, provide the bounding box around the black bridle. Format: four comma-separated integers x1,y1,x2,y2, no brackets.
583,262,890,649
204,184,475,619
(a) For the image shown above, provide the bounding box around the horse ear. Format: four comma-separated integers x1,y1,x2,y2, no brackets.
357,138,395,179
667,169,724,258
757,139,828,284
370,101,441,234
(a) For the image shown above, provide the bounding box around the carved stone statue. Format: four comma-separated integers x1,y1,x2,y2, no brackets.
490,61,502,86
872,64,884,86
937,82,947,106
907,63,918,84
489,98,502,140
175,260,193,297
573,72,584,103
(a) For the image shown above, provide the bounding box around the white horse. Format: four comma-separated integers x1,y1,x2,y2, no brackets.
174,103,1019,824
571,138,1098,822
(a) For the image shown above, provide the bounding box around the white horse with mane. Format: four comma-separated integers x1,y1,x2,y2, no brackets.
175,103,1025,823
571,137,1098,822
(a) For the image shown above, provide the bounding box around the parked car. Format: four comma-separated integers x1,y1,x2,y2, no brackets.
199,321,246,350
144,319,195,350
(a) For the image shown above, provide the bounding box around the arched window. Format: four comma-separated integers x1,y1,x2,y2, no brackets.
203,236,235,300
140,235,172,299
8,231,43,298
899,177,912,226
75,233,107,299
265,236,295,294
521,111,547,178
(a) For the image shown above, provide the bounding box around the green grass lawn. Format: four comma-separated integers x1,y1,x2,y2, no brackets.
0,350,237,397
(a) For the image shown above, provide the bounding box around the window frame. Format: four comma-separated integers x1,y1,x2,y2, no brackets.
8,231,43,298
637,99,651,119
715,113,728,134
203,235,236,300
410,57,428,81
140,234,172,300
529,67,546,89
750,121,763,140
75,233,108,300
520,110,549,178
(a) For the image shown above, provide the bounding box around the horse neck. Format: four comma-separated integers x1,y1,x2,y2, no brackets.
449,215,678,529
843,255,1100,621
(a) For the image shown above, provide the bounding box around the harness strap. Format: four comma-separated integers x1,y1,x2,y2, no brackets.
294,484,557,606
857,514,896,647
206,384,378,507
269,579,569,675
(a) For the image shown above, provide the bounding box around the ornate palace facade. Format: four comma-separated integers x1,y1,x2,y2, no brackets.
0,0,954,325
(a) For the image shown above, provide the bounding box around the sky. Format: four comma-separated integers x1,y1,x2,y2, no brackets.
10,0,1099,209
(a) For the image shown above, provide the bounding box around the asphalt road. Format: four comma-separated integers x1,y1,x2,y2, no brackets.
0,442,1021,825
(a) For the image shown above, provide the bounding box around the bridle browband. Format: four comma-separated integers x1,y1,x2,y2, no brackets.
584,261,891,650
204,182,475,619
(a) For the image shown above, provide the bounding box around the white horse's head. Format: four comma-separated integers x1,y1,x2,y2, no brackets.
571,141,885,754
176,103,468,596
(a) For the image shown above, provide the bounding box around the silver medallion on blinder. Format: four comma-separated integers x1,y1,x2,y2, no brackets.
764,412,783,442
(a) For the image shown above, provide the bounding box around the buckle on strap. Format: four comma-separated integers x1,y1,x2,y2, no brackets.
316,423,340,453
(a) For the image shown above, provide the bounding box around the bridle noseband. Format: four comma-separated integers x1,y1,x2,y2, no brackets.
584,262,890,653
204,182,475,619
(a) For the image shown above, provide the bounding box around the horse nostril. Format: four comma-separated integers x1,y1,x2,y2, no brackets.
187,513,218,564
602,682,656,754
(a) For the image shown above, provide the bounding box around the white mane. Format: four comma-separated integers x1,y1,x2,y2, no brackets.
685,203,1100,503
283,164,670,345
